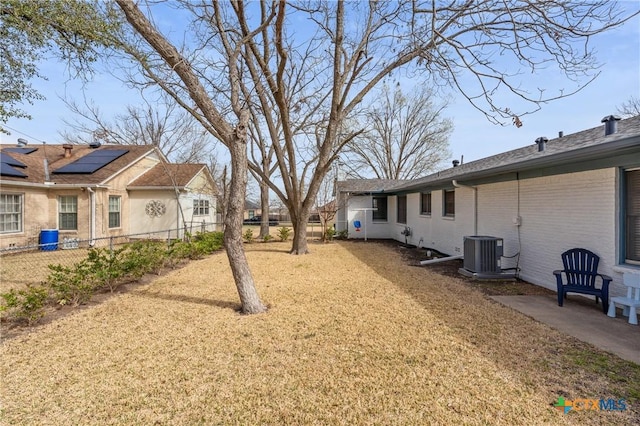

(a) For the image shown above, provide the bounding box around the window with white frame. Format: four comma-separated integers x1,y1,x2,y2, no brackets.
420,192,432,215
372,196,388,221
193,199,210,216
397,195,407,224
109,196,121,228
443,189,455,217
625,169,640,264
0,193,23,233
58,196,78,230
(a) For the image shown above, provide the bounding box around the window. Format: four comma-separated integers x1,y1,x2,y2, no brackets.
109,196,121,228
372,196,388,221
0,193,22,233
193,199,210,216
59,196,78,230
443,190,455,217
625,169,640,264
248,210,255,219
397,195,407,224
421,192,432,215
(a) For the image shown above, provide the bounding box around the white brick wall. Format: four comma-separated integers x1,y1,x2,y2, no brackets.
518,168,618,293
344,167,627,296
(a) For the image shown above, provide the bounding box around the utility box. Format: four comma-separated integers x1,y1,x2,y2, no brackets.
463,236,503,273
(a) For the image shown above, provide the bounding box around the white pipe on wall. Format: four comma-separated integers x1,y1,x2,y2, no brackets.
86,187,96,246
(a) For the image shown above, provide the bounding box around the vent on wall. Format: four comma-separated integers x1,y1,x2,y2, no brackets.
463,236,503,273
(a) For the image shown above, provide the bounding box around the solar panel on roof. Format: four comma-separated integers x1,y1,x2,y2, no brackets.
0,152,27,168
0,162,27,178
3,147,38,154
53,149,129,174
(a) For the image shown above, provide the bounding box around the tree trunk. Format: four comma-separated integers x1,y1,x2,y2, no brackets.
225,113,267,314
259,180,270,239
290,213,310,254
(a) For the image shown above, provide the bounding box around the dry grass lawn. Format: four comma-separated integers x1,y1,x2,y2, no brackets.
1,240,638,425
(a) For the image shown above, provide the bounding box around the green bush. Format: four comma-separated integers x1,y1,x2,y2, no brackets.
324,226,336,241
0,284,49,325
262,234,274,242
277,226,291,242
193,231,224,253
243,228,254,243
122,240,167,276
167,232,223,261
46,261,97,306
335,229,348,240
86,247,129,292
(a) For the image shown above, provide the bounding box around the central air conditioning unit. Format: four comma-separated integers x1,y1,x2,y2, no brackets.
463,236,503,273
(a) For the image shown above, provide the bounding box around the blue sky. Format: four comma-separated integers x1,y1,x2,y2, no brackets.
1,3,639,165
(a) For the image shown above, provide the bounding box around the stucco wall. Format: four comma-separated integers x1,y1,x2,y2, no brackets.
128,190,182,236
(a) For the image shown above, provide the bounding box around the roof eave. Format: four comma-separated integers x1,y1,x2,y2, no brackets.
397,136,640,193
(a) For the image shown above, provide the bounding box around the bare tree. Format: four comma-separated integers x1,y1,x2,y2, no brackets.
108,0,635,312
617,96,640,118
114,0,267,314
60,92,217,163
343,84,452,180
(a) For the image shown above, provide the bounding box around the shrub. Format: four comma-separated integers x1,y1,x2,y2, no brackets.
324,226,336,242
335,229,349,240
46,261,97,306
262,234,274,243
122,240,167,276
85,247,129,292
243,228,254,243
192,231,224,253
0,284,49,325
277,226,291,242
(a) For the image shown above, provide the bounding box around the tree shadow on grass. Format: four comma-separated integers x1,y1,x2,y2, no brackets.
133,290,241,311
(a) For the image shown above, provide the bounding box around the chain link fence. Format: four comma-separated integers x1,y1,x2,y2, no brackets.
0,222,219,291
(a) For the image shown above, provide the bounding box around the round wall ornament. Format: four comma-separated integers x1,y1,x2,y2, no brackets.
145,200,166,217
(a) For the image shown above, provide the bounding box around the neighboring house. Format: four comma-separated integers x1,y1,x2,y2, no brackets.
244,199,261,221
337,115,640,298
0,143,217,248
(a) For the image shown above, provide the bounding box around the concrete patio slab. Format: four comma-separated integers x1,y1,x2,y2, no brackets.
491,294,640,365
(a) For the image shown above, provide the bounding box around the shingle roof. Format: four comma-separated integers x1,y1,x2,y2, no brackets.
336,178,406,194
128,163,210,189
355,114,640,194
0,144,155,185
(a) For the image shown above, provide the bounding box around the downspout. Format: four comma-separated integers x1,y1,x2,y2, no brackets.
86,187,96,246
452,180,477,235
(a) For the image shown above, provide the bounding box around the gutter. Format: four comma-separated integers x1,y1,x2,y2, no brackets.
397,136,640,193
0,181,109,189
452,180,478,235
86,187,96,246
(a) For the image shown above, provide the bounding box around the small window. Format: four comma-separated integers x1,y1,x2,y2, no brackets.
625,169,640,264
59,196,78,230
372,196,388,221
0,193,23,233
443,190,455,217
397,195,407,224
248,210,255,219
109,196,121,228
421,192,432,215
193,199,210,216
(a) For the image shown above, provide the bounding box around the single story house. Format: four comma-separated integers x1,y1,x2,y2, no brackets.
0,142,218,249
336,114,640,298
